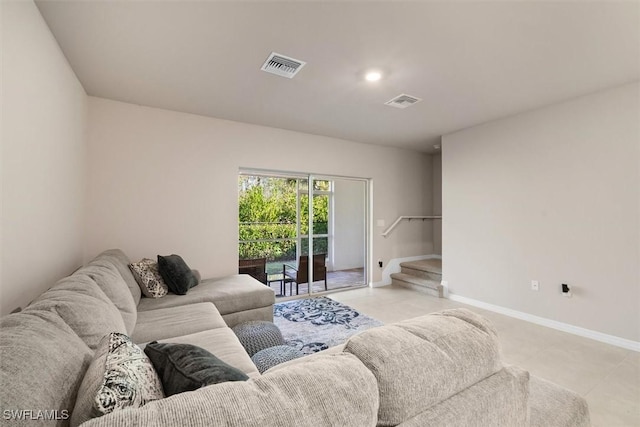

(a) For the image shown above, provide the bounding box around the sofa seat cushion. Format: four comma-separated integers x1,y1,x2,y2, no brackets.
27,275,127,350
80,353,379,427
137,274,275,316
0,310,93,426
344,308,502,426
155,328,261,378
132,303,227,344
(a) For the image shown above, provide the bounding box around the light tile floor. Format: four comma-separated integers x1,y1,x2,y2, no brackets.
327,285,640,427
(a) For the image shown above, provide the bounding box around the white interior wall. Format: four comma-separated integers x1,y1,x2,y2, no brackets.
1,0,87,316
85,97,434,283
333,179,365,271
442,82,640,342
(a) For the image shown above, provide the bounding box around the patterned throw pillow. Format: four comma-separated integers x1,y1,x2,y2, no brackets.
129,258,168,298
71,332,164,427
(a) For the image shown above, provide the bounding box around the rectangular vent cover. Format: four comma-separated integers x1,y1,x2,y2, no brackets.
385,94,422,109
261,52,306,78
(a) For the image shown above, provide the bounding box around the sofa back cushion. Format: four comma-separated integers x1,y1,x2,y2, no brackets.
0,310,93,427
80,353,379,427
78,261,137,334
344,308,502,426
91,249,141,306
27,275,127,350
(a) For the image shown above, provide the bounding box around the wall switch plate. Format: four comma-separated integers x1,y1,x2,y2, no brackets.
531,280,539,291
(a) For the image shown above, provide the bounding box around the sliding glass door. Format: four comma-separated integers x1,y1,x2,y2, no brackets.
239,170,368,299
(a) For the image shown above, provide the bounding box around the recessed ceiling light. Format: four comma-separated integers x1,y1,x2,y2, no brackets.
365,71,382,82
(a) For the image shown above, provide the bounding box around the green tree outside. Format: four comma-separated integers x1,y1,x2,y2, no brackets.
238,176,329,264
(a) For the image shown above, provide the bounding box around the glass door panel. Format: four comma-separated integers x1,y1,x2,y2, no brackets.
240,171,368,299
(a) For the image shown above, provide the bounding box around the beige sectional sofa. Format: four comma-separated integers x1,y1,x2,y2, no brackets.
0,248,590,426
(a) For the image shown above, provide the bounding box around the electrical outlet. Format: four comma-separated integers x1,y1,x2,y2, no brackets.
378,259,383,268
531,280,539,291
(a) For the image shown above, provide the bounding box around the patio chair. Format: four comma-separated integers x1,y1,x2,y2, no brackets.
283,254,327,295
238,257,267,285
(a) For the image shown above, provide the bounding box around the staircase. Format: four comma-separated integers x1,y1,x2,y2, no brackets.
391,259,443,298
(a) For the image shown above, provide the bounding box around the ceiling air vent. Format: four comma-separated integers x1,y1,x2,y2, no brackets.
261,52,306,79
384,94,422,109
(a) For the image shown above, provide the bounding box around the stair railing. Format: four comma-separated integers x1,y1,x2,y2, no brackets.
381,215,442,238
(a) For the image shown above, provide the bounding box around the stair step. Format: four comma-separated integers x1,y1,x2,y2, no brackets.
391,273,443,298
400,259,442,281
400,259,442,274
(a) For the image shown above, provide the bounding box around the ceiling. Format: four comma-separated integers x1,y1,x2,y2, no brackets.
35,1,639,153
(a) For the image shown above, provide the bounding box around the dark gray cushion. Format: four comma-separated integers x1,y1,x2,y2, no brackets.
157,254,198,295
144,342,248,397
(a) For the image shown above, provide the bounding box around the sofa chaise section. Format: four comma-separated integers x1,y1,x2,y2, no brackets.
136,274,275,328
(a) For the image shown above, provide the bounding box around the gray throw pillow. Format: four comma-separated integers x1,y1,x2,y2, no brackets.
157,254,198,295
71,332,164,427
144,341,249,397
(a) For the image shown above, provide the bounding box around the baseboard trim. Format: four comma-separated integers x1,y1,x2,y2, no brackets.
448,293,640,352
372,254,442,287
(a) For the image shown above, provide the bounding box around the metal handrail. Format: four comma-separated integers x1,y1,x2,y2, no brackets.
381,215,442,238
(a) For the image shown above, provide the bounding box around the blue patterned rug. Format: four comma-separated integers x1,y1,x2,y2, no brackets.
273,296,383,355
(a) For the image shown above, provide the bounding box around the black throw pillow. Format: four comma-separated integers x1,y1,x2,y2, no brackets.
157,254,197,295
144,342,249,396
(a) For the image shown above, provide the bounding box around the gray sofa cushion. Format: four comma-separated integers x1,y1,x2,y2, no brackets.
344,308,502,426
0,310,93,427
27,275,127,350
91,249,142,306
79,262,137,334
398,366,530,427
136,274,275,316
80,353,379,427
132,302,227,344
